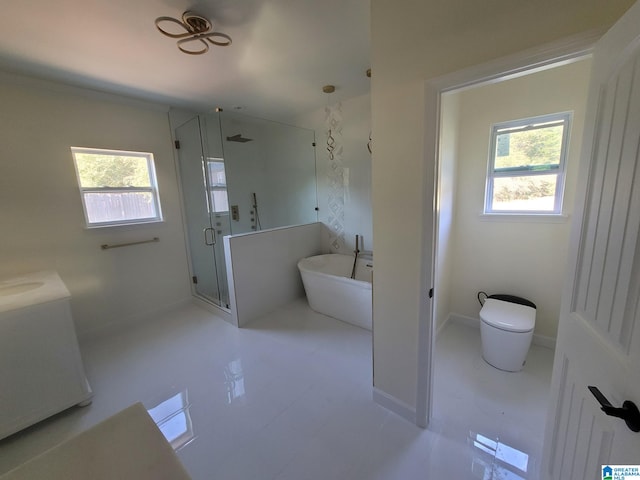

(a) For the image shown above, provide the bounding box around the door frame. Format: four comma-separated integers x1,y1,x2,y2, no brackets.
416,28,605,427
170,114,235,324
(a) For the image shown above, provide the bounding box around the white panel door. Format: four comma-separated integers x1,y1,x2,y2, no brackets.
542,2,640,478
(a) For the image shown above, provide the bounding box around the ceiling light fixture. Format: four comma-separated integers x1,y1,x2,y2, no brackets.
155,11,232,55
323,85,336,161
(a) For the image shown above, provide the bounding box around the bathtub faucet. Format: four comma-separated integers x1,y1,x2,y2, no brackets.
350,235,361,279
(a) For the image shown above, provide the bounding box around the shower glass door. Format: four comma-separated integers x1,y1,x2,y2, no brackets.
201,113,231,307
175,116,227,307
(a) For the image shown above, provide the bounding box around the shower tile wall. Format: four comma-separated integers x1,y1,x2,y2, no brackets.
295,93,372,255
325,102,345,251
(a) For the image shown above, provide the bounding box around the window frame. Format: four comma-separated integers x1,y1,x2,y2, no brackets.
484,112,572,215
205,157,229,214
71,147,163,228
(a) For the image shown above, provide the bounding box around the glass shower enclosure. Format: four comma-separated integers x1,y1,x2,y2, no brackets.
175,110,318,310
175,114,230,307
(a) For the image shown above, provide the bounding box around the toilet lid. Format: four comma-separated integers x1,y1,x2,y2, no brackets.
479,298,536,333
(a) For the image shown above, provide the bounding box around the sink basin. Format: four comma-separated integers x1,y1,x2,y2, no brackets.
0,271,71,314
0,282,44,296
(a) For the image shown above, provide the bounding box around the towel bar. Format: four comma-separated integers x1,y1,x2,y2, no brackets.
100,237,159,250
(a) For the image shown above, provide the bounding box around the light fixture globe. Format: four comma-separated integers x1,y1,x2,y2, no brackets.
181,12,211,33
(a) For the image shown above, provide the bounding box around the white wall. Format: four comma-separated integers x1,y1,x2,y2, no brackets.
224,222,323,327
0,73,191,339
370,0,635,414
448,59,592,339
434,94,460,332
294,93,372,254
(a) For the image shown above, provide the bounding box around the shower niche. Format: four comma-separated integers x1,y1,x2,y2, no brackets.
175,110,318,309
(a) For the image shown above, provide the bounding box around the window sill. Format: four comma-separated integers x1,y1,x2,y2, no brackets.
479,213,570,223
85,219,164,230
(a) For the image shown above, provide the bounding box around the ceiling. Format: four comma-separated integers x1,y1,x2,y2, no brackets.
0,0,370,120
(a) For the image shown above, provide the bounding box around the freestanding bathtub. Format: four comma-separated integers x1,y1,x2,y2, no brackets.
297,253,373,330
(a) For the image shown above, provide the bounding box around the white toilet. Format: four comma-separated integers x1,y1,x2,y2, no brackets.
479,296,536,372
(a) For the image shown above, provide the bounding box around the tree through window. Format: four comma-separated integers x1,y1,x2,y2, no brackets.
485,113,571,214
71,147,163,227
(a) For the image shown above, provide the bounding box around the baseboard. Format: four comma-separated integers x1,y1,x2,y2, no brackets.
373,387,417,424
532,333,556,349
79,297,194,344
447,312,556,350
435,314,451,340
448,312,480,329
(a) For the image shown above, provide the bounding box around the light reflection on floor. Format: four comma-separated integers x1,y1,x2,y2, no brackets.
147,390,195,451
471,432,529,480
224,359,246,404
0,300,554,479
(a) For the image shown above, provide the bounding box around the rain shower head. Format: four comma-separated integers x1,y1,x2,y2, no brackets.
226,134,253,143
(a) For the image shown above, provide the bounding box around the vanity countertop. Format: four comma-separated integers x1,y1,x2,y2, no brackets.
0,271,70,314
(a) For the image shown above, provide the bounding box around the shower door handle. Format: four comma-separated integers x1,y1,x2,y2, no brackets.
203,227,216,246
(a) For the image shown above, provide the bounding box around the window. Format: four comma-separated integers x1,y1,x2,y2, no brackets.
71,147,163,227
206,158,229,213
485,112,571,214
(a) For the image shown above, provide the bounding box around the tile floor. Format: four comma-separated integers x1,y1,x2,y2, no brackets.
0,299,554,479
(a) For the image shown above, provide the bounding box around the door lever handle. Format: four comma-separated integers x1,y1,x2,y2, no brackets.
588,386,640,432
